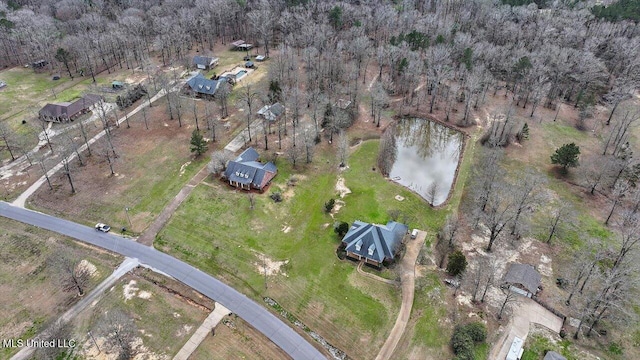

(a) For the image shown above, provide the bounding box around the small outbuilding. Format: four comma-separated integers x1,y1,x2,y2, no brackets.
112,81,125,89
231,40,253,51
257,103,285,123
255,55,266,62
245,61,255,69
0,81,6,89
503,263,541,298
543,351,567,360
192,55,219,70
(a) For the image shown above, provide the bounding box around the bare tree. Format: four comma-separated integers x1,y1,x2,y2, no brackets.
544,204,573,244
337,131,348,167
96,309,137,360
286,138,302,168
0,121,17,161
236,83,260,143
248,193,256,210
48,253,91,297
302,126,315,164
208,150,234,176
482,187,514,252
509,170,541,236
217,82,231,119
498,287,518,320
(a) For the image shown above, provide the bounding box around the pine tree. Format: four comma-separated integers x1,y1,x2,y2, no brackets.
190,129,207,157
551,143,580,173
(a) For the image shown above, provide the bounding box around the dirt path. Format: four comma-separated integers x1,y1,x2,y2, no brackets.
10,257,140,360
489,298,564,360
357,261,398,285
137,165,209,246
375,229,426,360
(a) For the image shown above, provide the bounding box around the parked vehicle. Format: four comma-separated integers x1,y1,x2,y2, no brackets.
95,223,111,232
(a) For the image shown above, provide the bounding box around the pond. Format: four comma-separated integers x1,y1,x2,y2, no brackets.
379,118,464,206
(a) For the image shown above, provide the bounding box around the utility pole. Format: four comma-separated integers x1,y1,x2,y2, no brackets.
125,206,132,228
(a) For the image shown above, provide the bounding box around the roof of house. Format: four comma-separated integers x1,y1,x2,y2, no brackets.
192,55,218,66
223,148,277,189
342,220,408,264
257,103,285,122
187,73,219,96
39,94,103,119
504,264,541,293
543,351,567,360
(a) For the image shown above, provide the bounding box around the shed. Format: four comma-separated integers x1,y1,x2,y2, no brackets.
245,61,255,68
504,263,541,298
255,55,266,62
0,81,6,89
112,81,124,89
543,351,567,360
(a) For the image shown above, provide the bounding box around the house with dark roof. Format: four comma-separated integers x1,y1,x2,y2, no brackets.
223,147,277,192
257,103,285,122
342,220,408,267
39,94,103,123
503,263,542,298
185,73,219,98
192,55,219,70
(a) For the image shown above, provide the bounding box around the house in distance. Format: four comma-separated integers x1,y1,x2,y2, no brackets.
223,147,277,192
184,73,219,99
342,220,408,268
39,94,103,122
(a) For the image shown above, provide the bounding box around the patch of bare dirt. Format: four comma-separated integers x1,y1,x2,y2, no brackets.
335,176,351,198
253,253,289,277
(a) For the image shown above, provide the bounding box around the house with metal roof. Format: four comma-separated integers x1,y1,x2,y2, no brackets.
192,55,219,70
257,103,285,122
342,220,408,267
222,147,277,192
39,94,103,122
185,73,219,98
503,263,542,298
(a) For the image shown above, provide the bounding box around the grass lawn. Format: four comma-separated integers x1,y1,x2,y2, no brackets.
156,139,453,359
0,217,122,359
28,97,210,234
69,269,208,359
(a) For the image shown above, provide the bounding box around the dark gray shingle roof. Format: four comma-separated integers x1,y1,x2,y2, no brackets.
187,74,219,96
192,55,218,67
223,148,277,189
342,221,408,263
504,264,541,293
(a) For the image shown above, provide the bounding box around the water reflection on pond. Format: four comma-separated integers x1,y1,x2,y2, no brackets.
381,118,464,206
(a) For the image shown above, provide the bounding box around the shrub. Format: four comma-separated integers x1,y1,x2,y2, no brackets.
116,84,147,109
324,198,335,213
464,322,487,342
446,250,467,276
270,192,283,202
334,222,350,238
451,322,487,358
451,326,474,354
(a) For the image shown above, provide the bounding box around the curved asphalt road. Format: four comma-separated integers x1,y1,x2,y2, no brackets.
0,202,325,360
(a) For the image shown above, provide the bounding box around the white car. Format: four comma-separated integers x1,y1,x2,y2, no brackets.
95,223,111,232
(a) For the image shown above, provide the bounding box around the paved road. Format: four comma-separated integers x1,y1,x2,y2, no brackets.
11,258,140,360
0,202,326,360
